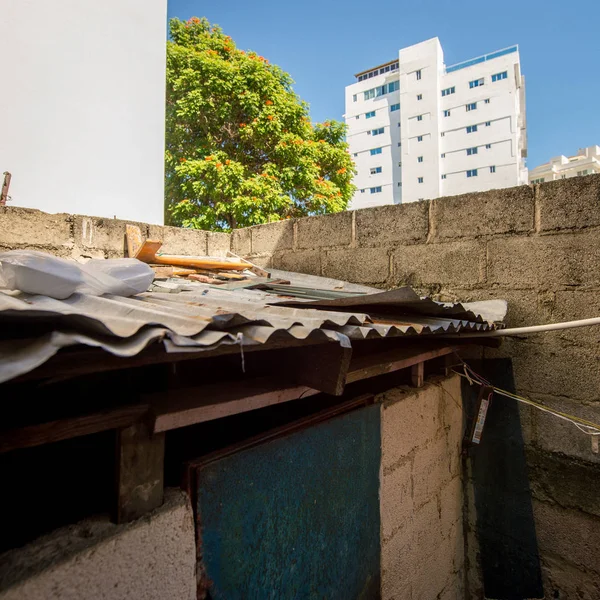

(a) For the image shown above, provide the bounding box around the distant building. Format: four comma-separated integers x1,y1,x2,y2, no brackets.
529,146,600,184
345,38,528,209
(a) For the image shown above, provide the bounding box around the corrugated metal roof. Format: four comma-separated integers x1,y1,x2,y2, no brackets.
0,272,505,383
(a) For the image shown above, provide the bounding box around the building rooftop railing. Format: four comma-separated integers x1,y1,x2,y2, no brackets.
445,45,518,74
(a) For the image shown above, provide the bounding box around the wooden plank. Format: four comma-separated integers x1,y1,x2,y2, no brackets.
346,346,454,384
227,251,269,277
150,377,318,433
126,224,143,258
410,361,425,387
0,404,149,454
115,422,165,523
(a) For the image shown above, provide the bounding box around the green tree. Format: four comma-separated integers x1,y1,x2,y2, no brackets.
166,17,355,231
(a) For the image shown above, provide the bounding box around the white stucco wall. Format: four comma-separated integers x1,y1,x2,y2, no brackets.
0,0,167,224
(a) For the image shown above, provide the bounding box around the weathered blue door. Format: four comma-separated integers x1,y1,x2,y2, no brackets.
195,404,381,600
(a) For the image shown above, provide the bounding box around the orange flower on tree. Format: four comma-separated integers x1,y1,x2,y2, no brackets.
225,159,231,165
337,167,346,174
265,100,273,106
205,155,214,161
179,157,187,163
240,123,246,128
267,115,274,121
216,162,223,168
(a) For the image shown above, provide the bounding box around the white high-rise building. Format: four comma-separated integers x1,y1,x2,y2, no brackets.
345,38,527,209
529,146,600,183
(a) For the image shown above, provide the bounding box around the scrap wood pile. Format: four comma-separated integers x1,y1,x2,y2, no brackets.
126,224,285,289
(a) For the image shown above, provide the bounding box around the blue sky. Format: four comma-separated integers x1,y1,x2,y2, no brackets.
167,0,600,169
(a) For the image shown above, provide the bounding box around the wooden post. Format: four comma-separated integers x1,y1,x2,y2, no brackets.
410,361,425,387
115,421,165,523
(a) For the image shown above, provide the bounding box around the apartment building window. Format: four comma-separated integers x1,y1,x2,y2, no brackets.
441,174,447,179
492,71,508,82
577,170,590,176
466,125,478,134
417,135,423,142
398,161,402,167
441,153,445,158
397,182,402,187
370,147,382,155
444,110,451,117
490,166,496,173
370,186,382,193
532,178,545,183
466,169,478,177
398,142,401,147
417,115,423,121
370,166,382,174
469,78,484,88
418,156,424,163
364,89,376,100
372,127,384,136
466,147,478,156
360,189,365,193
440,132,445,137
484,98,490,104
353,94,357,102
388,81,400,92
366,110,376,118
356,115,360,120
416,69,422,80
398,122,401,127
485,121,491,127
466,103,477,112
417,94,423,101
353,153,358,157
441,87,455,97
390,104,400,112
485,144,492,149
376,85,387,97
418,177,424,183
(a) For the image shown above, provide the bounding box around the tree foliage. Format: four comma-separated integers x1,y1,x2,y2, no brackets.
166,17,355,231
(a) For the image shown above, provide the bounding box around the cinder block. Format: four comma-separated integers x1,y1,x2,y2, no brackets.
381,384,444,469
381,528,413,600
553,290,600,347
393,241,485,287
272,250,320,275
296,212,352,249
539,552,600,600
206,231,230,256
439,476,463,538
250,220,293,254
74,216,145,257
381,461,413,541
506,338,600,403
412,432,453,509
432,185,534,241
0,207,72,249
147,225,207,256
322,247,389,284
533,500,600,575
487,232,600,288
355,202,428,247
244,254,272,269
539,175,600,232
528,393,600,464
526,446,600,516
231,228,251,257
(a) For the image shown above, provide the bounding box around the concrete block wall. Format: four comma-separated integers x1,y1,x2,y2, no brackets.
0,489,196,600
234,174,600,599
379,375,465,600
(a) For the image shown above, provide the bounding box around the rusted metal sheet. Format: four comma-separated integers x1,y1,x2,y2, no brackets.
191,402,381,599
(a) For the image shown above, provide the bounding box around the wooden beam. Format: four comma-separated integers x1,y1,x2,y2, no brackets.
115,422,165,523
0,405,148,454
149,378,319,433
410,362,425,388
346,346,453,384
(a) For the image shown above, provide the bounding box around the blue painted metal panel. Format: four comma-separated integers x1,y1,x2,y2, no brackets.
196,404,382,600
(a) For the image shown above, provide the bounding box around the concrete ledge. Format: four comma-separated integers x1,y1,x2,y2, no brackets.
0,489,196,600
